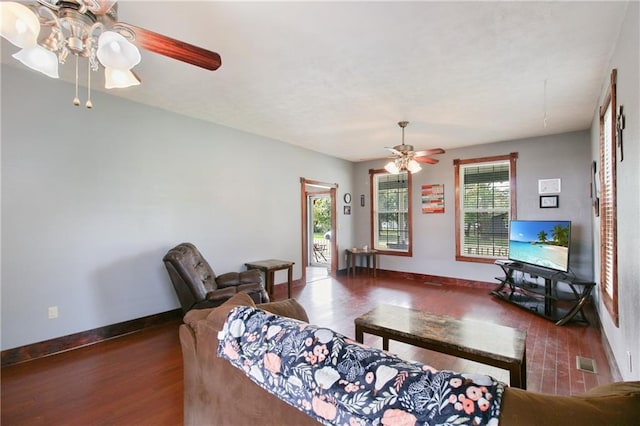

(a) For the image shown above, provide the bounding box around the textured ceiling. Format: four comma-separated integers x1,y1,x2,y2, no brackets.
1,1,630,161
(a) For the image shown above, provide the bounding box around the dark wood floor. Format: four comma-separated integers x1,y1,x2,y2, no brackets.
1,273,613,425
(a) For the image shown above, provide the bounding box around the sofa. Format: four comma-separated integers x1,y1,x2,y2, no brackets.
163,242,269,314
180,292,640,425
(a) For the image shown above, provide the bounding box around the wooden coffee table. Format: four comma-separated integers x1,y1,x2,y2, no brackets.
354,304,527,389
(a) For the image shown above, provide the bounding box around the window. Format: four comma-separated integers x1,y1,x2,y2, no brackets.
454,153,517,263
599,69,619,327
369,169,412,256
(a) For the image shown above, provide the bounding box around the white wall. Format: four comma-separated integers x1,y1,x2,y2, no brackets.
590,1,640,381
1,65,355,350
354,131,593,283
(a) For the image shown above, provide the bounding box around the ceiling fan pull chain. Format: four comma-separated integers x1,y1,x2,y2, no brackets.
73,55,80,106
86,58,93,109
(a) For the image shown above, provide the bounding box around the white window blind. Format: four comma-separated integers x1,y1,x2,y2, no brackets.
460,162,510,258
602,104,615,299
371,171,412,254
454,153,517,264
599,69,619,326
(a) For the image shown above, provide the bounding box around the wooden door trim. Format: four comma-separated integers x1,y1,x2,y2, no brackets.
300,178,338,281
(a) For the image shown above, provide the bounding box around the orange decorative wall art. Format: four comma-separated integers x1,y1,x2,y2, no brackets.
421,184,444,214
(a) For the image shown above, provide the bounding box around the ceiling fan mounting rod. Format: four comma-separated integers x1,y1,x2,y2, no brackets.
398,121,413,154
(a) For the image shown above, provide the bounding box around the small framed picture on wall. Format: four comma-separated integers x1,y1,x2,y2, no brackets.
540,195,559,208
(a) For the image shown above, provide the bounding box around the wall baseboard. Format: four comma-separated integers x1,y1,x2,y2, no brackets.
335,268,495,289
1,309,182,367
377,269,495,290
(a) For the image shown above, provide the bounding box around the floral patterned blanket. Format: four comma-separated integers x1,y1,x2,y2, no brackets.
217,306,505,426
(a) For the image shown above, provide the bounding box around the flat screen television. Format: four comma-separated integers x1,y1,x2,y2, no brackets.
508,220,571,272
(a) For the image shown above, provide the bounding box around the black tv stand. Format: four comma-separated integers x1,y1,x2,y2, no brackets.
492,260,594,326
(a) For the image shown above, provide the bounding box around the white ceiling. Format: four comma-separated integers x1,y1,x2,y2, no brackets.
2,1,630,161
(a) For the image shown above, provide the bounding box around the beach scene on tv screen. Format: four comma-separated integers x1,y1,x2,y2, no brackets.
509,221,570,271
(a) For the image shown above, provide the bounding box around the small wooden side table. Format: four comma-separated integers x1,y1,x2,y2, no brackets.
245,259,294,299
345,248,378,278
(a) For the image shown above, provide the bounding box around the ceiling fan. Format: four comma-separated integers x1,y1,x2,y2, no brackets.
384,121,445,174
0,0,221,107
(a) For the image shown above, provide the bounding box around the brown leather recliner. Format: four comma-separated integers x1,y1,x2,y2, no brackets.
163,242,269,314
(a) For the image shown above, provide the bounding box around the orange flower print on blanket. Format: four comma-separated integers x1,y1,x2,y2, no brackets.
222,341,238,360
263,352,281,374
381,408,418,426
312,396,337,420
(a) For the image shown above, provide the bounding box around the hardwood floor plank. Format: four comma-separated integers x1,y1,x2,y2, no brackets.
2,320,183,425
555,326,572,395
541,325,559,394
2,273,613,425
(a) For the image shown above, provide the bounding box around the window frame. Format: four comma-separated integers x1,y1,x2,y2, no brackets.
454,153,518,264
599,69,619,327
369,168,413,257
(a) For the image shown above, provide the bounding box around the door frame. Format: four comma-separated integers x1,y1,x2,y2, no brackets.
300,178,337,282
307,192,331,267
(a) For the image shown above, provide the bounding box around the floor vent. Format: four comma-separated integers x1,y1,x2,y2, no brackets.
423,281,443,286
576,355,597,374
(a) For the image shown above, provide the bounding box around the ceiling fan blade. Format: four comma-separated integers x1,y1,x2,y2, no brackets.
116,22,222,71
415,157,439,164
413,148,445,157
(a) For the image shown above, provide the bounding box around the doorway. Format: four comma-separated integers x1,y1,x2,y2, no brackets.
300,178,337,283
308,194,331,281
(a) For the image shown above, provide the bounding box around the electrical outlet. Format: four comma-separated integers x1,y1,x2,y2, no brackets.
48,306,58,319
627,351,632,372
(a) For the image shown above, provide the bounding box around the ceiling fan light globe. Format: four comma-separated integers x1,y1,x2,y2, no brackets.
0,2,39,48
97,31,141,69
109,41,121,53
384,161,401,174
104,67,141,89
407,159,422,174
12,46,59,78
